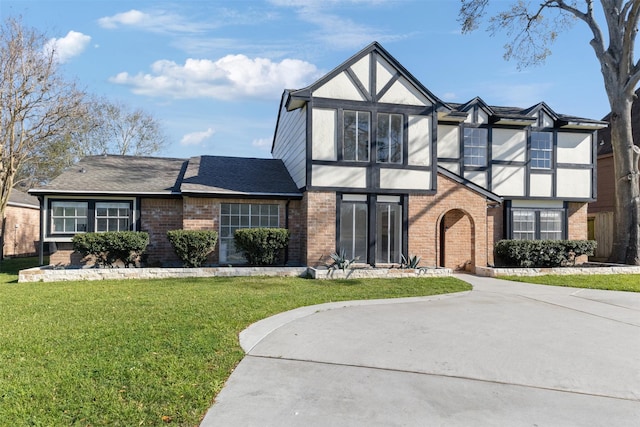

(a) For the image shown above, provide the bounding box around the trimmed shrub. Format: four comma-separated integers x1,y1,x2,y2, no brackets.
494,239,597,268
72,231,149,268
167,230,218,268
233,228,290,266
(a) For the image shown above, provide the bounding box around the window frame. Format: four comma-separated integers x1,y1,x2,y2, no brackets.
219,203,280,264
530,131,553,170
376,112,403,164
462,126,488,167
47,198,135,239
509,207,566,241
342,110,371,162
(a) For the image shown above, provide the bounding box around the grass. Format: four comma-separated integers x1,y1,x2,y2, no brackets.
501,274,640,292
0,258,470,426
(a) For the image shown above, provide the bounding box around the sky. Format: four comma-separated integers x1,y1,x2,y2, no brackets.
2,0,611,160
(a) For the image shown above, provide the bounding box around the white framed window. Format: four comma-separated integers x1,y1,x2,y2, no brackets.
219,204,279,263
51,201,88,234
531,132,553,169
95,202,131,232
377,113,403,163
343,110,370,162
512,208,564,240
463,127,488,166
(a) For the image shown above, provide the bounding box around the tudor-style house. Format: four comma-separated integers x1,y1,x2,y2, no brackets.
30,42,606,272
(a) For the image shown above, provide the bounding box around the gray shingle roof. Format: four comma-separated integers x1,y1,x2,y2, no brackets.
30,155,188,195
8,189,39,208
180,156,301,197
29,155,301,198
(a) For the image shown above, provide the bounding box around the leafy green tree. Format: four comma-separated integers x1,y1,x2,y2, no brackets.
460,0,640,264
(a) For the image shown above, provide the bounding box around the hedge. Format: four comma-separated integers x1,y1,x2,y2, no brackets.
494,239,597,268
233,228,290,266
167,230,218,268
72,231,149,268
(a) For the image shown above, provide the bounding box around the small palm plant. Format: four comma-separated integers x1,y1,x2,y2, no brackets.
400,254,422,269
327,248,357,271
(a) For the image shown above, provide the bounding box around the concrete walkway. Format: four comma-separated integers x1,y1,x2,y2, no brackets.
201,274,640,426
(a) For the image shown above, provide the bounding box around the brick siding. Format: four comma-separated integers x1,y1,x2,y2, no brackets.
3,205,40,257
303,191,336,266
408,174,490,272
141,198,183,266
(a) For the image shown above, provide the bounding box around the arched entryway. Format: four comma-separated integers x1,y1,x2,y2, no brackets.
438,209,475,271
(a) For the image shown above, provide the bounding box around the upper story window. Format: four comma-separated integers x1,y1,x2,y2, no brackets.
531,132,553,169
377,113,402,163
51,201,88,233
95,202,131,232
343,110,370,162
463,127,488,167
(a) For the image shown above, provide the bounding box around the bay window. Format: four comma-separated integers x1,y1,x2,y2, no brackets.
49,199,133,236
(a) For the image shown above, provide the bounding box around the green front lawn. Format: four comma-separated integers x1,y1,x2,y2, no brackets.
0,262,470,426
501,274,640,292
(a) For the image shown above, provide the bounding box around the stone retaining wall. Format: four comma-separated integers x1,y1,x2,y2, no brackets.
476,264,640,277
19,266,309,283
308,267,452,280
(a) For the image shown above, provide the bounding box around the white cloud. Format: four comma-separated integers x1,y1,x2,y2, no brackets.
252,138,272,149
98,9,206,33
44,31,91,63
180,128,215,146
269,0,406,49
110,54,321,100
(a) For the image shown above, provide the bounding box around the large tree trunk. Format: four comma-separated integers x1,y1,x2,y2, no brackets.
608,97,640,264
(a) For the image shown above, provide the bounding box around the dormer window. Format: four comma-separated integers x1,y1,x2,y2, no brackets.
343,110,370,162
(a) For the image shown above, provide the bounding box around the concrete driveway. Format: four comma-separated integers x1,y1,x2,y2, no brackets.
201,274,640,426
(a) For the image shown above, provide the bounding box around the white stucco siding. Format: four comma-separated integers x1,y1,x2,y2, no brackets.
272,103,307,188
464,171,487,189
439,161,460,175
557,133,592,164
312,108,337,161
380,169,431,190
556,168,592,198
312,165,367,188
378,77,432,106
408,115,431,166
350,55,370,94
437,125,459,159
376,56,395,93
529,173,553,197
492,165,526,196
478,109,489,124
492,129,526,162
542,112,554,128
314,71,366,101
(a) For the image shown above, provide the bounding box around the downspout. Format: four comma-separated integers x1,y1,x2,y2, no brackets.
38,196,44,266
284,199,290,265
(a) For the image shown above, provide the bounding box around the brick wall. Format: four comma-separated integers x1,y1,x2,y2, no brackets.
181,197,303,266
3,205,40,257
141,198,183,266
487,206,504,266
408,174,489,272
568,202,589,263
303,191,336,266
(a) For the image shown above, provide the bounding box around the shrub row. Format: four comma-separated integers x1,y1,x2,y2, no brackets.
72,232,149,268
494,239,597,268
